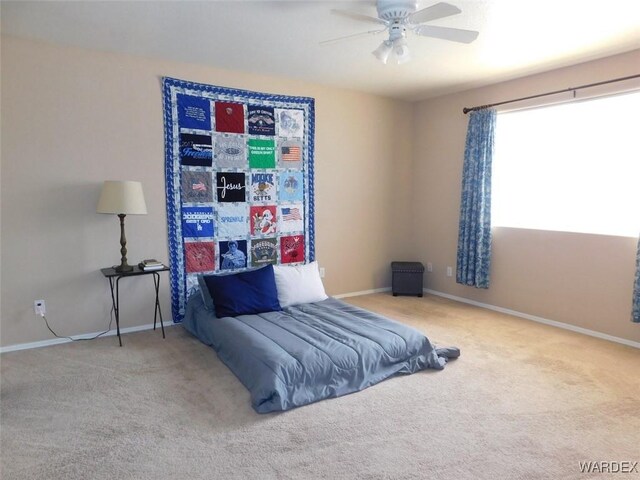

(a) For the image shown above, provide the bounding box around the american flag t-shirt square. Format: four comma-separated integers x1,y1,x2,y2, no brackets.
278,204,304,233
282,207,301,221
278,140,303,169
282,146,300,161
181,171,213,203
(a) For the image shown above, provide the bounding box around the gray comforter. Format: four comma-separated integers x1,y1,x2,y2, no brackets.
183,294,459,413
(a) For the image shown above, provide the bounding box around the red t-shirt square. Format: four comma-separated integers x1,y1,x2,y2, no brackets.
215,102,245,134
280,235,304,264
184,241,215,273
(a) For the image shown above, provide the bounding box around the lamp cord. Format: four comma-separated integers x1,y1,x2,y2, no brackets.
41,307,115,342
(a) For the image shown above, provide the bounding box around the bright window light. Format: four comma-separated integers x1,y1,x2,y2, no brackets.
492,90,640,238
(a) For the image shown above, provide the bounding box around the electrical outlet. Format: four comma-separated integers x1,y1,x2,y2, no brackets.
34,299,46,316
446,266,453,277
426,262,433,272
319,267,326,278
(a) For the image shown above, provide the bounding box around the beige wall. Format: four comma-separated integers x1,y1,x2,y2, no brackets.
0,35,414,347
2,35,638,349
412,49,640,343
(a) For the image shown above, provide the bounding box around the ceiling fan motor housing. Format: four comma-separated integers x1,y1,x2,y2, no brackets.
376,0,418,21
389,22,407,41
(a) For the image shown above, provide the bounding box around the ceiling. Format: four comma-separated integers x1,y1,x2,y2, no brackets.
2,0,640,101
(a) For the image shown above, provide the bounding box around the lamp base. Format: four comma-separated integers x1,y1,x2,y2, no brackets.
115,214,133,273
115,263,133,273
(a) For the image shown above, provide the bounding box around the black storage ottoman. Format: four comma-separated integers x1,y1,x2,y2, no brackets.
391,262,424,297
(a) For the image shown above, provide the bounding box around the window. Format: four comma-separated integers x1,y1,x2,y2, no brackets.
492,90,640,237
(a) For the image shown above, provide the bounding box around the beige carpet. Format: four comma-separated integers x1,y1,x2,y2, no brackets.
1,293,639,480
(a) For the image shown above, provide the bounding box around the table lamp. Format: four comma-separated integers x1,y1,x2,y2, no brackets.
97,180,148,272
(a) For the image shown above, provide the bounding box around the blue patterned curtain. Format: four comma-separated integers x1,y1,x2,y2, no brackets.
456,109,496,288
633,237,640,323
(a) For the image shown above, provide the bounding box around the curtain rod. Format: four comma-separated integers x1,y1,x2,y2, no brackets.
462,73,640,114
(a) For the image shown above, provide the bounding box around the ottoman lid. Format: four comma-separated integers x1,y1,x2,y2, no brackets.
391,261,425,273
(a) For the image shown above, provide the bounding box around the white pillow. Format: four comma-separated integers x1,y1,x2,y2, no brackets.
273,261,328,307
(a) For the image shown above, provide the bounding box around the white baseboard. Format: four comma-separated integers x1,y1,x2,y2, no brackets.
335,287,391,299
4,287,637,352
0,321,176,354
424,288,640,350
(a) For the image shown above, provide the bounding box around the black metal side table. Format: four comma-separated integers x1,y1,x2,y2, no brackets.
100,265,169,346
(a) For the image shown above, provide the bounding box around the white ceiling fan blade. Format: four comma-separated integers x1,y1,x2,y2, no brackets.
330,9,387,25
414,25,479,43
320,29,387,46
409,2,461,24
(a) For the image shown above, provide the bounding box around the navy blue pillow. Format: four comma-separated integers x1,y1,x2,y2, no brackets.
203,264,282,318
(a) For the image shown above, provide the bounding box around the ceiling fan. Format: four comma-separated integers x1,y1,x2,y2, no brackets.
321,1,479,65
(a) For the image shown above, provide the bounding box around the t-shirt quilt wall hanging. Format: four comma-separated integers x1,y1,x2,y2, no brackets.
162,77,315,323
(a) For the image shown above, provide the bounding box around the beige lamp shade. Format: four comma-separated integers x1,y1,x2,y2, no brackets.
96,181,147,215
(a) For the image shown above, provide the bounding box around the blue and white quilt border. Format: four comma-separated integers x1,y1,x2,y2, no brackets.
162,77,315,323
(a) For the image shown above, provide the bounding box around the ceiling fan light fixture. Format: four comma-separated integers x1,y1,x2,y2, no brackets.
393,37,411,64
372,40,393,64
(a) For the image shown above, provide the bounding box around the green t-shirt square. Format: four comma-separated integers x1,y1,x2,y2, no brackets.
248,138,276,169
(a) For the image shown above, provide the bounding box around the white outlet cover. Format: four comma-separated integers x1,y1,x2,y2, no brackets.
34,299,46,315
